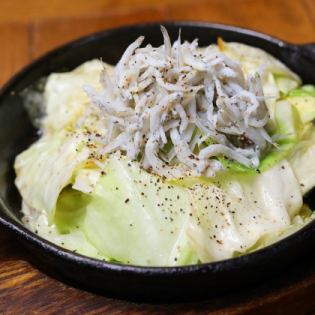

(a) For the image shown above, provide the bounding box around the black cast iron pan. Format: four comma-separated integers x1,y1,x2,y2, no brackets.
0,22,315,303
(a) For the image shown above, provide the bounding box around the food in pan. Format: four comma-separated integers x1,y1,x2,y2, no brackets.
15,27,315,266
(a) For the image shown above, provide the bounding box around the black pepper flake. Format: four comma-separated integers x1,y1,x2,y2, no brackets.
124,198,130,203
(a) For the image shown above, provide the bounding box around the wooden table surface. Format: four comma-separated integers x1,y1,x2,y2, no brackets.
1,0,315,314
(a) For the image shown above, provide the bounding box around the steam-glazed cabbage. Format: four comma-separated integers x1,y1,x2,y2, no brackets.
15,28,315,266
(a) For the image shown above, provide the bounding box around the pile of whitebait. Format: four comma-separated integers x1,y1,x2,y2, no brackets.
84,26,272,178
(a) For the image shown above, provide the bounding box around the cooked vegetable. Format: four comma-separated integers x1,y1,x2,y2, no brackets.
15,28,315,266
286,86,315,124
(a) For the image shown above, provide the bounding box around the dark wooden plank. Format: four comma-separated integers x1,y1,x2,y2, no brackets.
0,0,191,22
303,0,315,26
0,22,32,86
168,0,315,43
31,7,167,58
